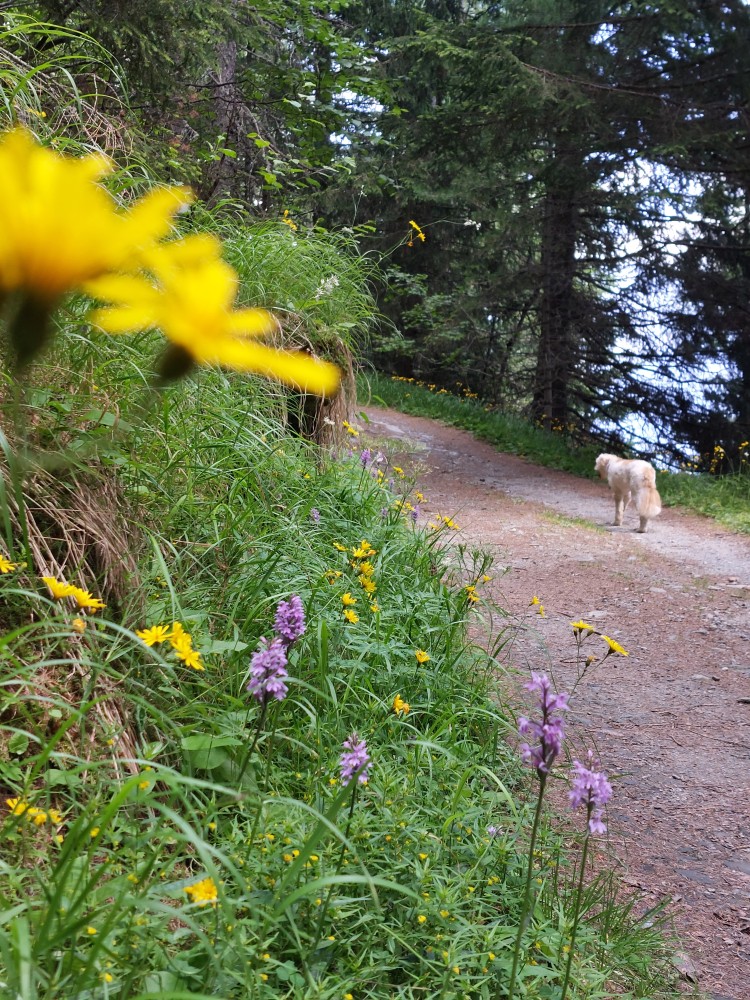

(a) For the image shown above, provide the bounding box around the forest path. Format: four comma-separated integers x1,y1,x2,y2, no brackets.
363,406,750,1000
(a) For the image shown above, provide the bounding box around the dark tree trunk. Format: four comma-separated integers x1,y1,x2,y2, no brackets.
532,158,578,428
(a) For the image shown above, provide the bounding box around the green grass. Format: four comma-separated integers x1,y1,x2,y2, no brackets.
365,372,750,534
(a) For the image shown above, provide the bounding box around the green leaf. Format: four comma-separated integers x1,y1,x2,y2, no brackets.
8,731,29,755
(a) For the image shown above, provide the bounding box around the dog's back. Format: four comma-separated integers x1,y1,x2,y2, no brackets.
595,453,661,531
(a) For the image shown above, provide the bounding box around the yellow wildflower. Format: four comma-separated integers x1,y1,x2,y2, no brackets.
0,128,191,304
171,633,205,671
86,926,97,935
168,621,188,643
370,602,380,613
343,609,359,624
571,620,595,635
408,220,427,242
72,617,87,634
358,561,374,576
393,694,410,716
68,586,106,612
417,914,427,924
0,554,18,573
88,234,340,395
601,634,628,657
359,576,377,594
281,209,298,231
352,540,376,558
136,624,171,646
42,576,75,600
6,797,29,816
341,592,358,606
414,649,430,664
183,876,218,907
342,420,359,437
333,542,347,552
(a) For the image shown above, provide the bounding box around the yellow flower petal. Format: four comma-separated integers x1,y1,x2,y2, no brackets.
0,128,189,301
195,338,340,396
89,234,340,395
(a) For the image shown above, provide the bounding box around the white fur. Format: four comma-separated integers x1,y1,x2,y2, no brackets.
595,453,662,533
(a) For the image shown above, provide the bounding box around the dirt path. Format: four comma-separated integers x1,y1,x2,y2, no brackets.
363,407,750,1000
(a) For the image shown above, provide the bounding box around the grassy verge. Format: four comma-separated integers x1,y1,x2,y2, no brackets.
0,335,683,998
364,372,750,534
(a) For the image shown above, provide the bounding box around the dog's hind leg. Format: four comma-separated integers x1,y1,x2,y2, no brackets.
638,515,649,533
614,495,625,526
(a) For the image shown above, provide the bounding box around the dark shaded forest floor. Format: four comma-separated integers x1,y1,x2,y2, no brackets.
364,406,750,1000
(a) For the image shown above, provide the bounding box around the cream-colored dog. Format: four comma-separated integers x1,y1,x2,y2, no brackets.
595,453,662,533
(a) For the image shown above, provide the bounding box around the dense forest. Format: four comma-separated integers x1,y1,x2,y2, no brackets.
7,0,750,464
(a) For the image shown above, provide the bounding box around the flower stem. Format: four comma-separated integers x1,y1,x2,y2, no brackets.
236,700,268,785
506,774,547,1000
560,823,592,1000
309,783,357,958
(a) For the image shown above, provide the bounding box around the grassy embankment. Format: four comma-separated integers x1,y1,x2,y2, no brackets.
0,237,684,999
365,373,750,534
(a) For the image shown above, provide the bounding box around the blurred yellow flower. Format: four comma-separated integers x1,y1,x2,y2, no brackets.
415,649,430,664
343,608,359,624
352,540,376,558
341,592,358,606
136,624,171,646
42,576,75,599
68,586,106,612
0,128,190,303
393,694,410,716
571,620,595,635
88,235,339,395
0,554,19,573
601,634,628,657
184,876,218,906
281,209,298,231
72,617,87,634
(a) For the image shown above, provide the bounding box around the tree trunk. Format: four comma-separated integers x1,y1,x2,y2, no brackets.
532,154,578,429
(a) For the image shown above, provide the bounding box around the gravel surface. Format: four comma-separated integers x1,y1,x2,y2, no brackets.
364,406,750,1000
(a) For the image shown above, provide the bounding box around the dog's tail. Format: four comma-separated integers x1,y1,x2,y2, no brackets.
633,466,662,519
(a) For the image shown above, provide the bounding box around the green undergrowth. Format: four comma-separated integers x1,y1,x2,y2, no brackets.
0,334,680,998
365,372,750,535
